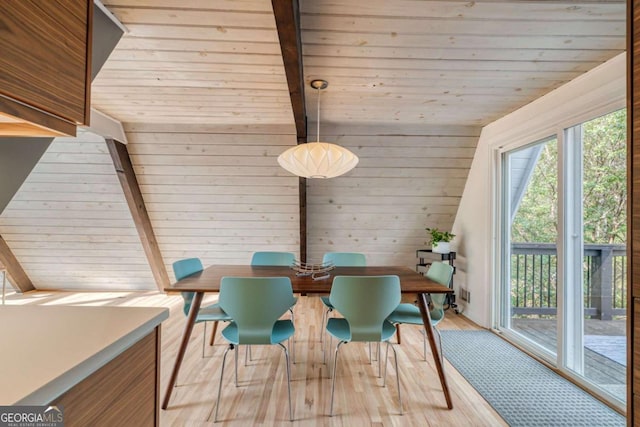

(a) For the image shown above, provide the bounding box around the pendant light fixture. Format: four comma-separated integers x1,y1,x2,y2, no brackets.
277,80,358,179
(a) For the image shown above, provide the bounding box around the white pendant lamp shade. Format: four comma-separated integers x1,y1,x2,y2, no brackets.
277,141,359,179
277,79,358,179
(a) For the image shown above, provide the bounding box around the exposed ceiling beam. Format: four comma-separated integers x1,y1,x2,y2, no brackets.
106,138,169,292
0,235,34,293
273,0,308,262
272,0,306,140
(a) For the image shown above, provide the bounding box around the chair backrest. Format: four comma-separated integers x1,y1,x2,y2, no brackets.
219,277,295,345
250,251,295,266
322,252,366,266
426,262,454,320
172,258,204,316
329,275,401,342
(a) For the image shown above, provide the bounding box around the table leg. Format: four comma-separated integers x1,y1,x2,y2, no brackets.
162,291,204,410
417,292,453,409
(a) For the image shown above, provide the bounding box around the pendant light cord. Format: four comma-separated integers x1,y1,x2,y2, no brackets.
316,85,321,142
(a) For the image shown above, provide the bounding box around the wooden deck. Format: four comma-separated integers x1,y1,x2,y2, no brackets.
511,317,626,401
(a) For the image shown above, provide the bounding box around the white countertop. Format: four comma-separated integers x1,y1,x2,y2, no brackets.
0,305,169,405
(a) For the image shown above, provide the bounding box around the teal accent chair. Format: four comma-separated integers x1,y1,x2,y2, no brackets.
250,251,297,363
250,251,295,266
325,275,402,416
173,258,232,357
320,252,367,359
322,252,366,266
214,277,296,422
387,261,453,361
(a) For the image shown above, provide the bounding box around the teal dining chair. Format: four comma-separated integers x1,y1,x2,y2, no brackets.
387,261,454,361
319,252,367,360
321,252,366,266
325,275,402,416
214,276,296,422
250,251,297,363
173,258,232,357
250,251,295,266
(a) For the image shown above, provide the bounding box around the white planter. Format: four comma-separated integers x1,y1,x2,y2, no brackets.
432,241,451,254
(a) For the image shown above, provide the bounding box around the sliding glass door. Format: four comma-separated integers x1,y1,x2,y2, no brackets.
501,137,559,357
497,109,627,407
565,110,627,402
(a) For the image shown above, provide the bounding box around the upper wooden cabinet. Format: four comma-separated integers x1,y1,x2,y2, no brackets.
0,0,92,137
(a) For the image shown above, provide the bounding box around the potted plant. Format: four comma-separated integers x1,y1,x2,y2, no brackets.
425,227,455,254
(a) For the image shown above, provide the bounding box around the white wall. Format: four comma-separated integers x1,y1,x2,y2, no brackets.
452,53,626,328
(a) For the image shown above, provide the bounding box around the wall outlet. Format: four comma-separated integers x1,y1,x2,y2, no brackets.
460,288,470,303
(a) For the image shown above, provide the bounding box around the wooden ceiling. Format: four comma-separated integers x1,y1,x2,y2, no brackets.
93,0,626,129
301,0,625,126
94,0,293,126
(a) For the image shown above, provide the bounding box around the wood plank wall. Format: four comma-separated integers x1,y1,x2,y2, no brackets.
306,124,480,266
124,123,300,276
0,131,156,290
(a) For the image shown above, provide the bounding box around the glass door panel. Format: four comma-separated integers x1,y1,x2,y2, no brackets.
502,137,559,356
565,110,627,403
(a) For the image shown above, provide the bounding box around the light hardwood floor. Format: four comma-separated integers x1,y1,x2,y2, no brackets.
3,290,506,426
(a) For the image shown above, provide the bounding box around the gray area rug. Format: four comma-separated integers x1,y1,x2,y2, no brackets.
441,330,625,427
584,335,626,366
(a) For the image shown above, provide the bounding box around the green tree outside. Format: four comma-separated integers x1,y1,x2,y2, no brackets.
509,109,627,313
512,109,627,244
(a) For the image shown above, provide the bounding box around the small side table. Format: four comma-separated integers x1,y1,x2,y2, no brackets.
416,249,457,312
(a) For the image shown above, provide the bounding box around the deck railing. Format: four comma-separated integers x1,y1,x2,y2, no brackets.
511,243,626,320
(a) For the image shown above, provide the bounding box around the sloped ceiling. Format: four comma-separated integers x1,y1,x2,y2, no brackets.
300,0,625,126
0,0,626,291
93,0,626,128
93,0,294,126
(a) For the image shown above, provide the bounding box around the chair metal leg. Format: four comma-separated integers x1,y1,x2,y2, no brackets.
325,335,333,372
277,343,294,421
321,307,332,362
288,337,295,368
234,345,239,387
214,344,234,423
329,341,345,417
377,341,381,377
368,341,380,363
383,341,390,386
389,343,403,415
289,307,296,364
381,341,402,414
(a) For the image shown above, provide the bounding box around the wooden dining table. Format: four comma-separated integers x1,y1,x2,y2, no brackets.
161,265,454,410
